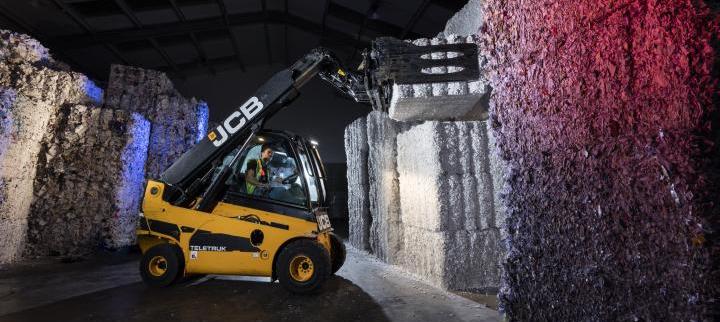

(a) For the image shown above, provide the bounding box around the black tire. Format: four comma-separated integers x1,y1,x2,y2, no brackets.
276,239,331,294
329,233,346,275
139,243,182,288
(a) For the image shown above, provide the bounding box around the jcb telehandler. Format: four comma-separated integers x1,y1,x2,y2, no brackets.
136,37,479,293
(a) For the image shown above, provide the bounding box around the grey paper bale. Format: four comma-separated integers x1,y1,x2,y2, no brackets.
0,31,104,264
344,116,370,251
366,111,411,264
0,29,51,65
106,65,206,178
26,106,150,257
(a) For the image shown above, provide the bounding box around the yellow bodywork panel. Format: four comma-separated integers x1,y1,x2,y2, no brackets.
137,234,170,253
138,180,330,277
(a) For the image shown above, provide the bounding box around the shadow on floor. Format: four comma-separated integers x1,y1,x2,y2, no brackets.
0,275,390,322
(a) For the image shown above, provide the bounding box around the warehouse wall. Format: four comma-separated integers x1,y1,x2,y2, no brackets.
481,0,719,320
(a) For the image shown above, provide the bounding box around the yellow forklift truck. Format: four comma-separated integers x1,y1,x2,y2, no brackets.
136,38,480,293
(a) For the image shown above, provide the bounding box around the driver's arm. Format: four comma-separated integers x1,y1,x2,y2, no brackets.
245,168,269,189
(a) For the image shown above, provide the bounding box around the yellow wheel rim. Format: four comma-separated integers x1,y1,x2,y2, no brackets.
289,255,314,282
148,255,168,277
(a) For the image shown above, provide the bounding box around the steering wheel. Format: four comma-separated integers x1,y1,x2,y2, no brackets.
282,173,299,184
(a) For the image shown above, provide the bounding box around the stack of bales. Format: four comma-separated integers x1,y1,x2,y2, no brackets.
345,1,504,291
0,30,105,263
0,30,209,262
396,121,501,290
105,64,209,178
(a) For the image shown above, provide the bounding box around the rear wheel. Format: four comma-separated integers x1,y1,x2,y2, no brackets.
140,243,181,287
276,239,330,294
329,233,346,274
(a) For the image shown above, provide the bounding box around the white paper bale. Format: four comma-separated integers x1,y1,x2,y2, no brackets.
0,63,103,107
388,34,489,122
442,0,485,37
396,120,502,290
401,226,502,290
397,121,497,231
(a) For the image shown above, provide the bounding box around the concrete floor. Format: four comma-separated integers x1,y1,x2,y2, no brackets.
0,245,500,322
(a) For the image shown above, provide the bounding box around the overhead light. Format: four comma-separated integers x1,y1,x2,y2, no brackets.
257,137,265,142
310,140,319,146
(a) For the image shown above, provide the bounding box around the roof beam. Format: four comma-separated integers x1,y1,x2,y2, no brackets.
215,0,246,71
149,38,179,71
50,0,131,67
167,0,185,20
260,0,273,65
54,10,367,50
326,2,419,38
401,0,430,39
113,0,182,77
158,46,354,78
319,0,330,46
168,0,215,74
284,0,289,65
113,0,142,27
0,2,103,80
348,0,380,62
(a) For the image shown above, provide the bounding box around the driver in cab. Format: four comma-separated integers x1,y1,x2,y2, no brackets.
245,143,274,195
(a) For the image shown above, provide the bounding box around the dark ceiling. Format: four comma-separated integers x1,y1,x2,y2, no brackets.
0,0,466,83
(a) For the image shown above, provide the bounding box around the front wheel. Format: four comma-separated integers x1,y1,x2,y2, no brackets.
276,239,331,294
139,243,182,287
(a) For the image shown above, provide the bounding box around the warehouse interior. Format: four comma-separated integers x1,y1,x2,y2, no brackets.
0,0,718,321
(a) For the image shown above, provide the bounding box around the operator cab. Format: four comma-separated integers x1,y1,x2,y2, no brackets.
203,130,328,220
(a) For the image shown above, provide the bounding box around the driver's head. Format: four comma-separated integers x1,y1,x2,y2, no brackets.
260,143,273,162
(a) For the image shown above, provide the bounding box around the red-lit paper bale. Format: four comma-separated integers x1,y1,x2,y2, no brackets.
481,0,718,320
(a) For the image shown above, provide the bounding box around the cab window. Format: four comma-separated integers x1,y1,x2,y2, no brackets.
224,135,308,207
